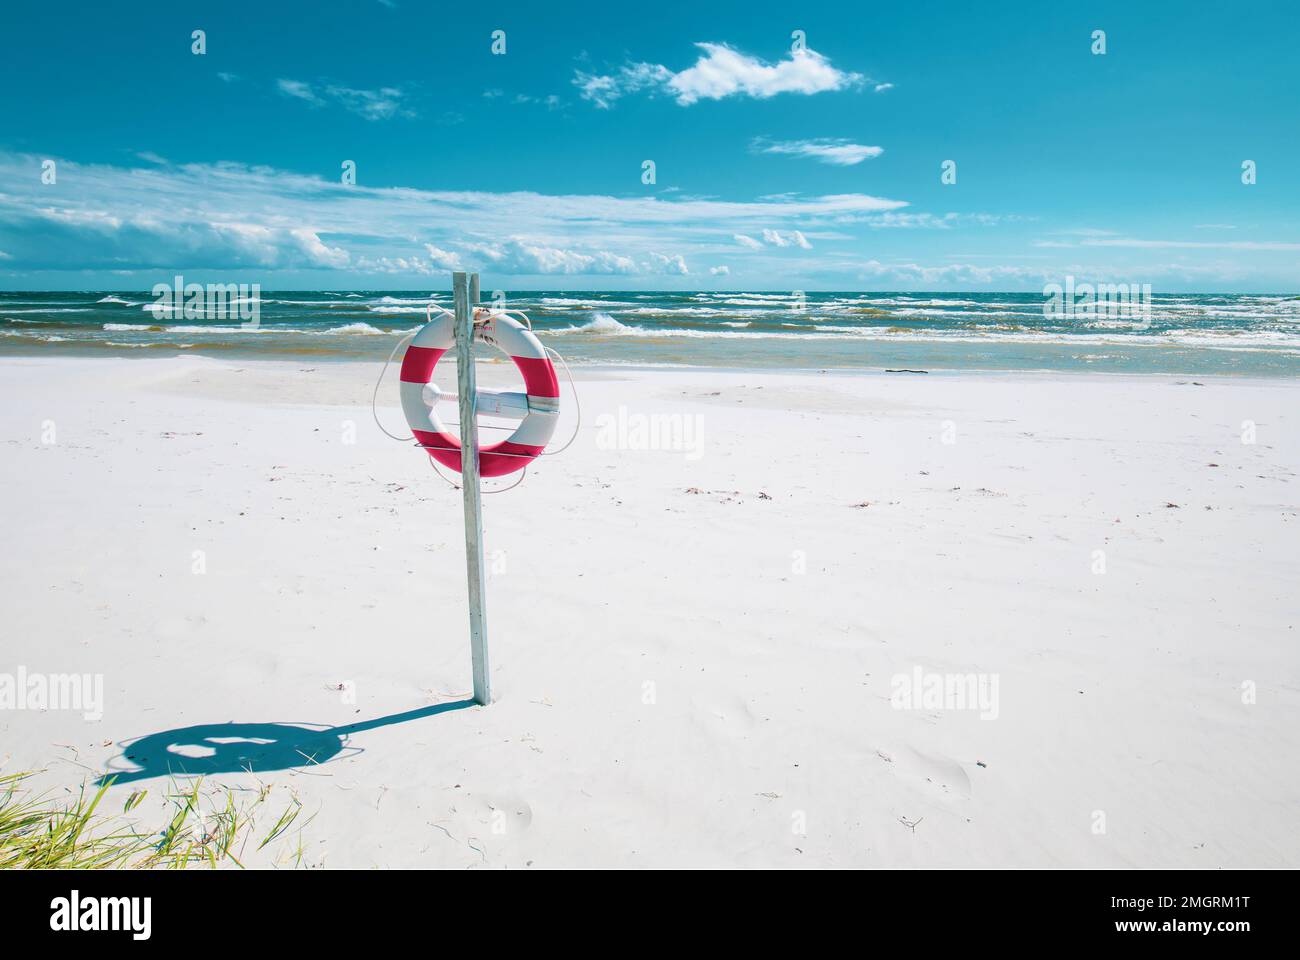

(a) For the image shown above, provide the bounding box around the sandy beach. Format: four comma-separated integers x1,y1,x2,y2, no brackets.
1,354,1297,868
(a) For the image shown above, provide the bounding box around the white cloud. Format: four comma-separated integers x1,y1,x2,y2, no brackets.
573,63,672,109
861,212,1023,229
288,227,351,268
36,206,123,229
277,78,412,120
648,252,689,275
423,244,463,270
863,212,958,229
709,265,729,276
670,44,861,104
326,85,410,120
743,229,812,249
510,93,562,109
276,78,322,105
358,255,436,275
575,43,863,108
754,137,883,166
571,73,618,109
454,241,688,276
206,222,350,269
463,239,636,275
857,259,1044,285
873,82,894,93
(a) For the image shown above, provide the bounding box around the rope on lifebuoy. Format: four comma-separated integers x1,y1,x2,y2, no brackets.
372,329,420,442
539,345,580,457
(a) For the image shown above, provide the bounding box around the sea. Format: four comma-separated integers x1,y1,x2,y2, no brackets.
3,290,1298,376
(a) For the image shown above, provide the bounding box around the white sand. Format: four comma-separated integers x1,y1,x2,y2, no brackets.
1,354,1297,868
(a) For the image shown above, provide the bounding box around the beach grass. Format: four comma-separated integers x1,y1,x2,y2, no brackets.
0,771,308,869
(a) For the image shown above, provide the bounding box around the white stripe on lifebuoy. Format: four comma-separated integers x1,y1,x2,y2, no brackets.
399,309,560,478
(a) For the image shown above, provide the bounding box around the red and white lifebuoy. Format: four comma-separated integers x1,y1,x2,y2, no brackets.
399,309,560,478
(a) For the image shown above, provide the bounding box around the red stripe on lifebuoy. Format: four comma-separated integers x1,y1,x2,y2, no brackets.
413,429,545,478
481,441,546,477
514,356,560,398
399,345,445,383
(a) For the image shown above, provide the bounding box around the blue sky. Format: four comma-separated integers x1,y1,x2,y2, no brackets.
1,0,1297,291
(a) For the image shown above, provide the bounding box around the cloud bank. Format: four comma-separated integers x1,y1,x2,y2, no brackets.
0,152,907,281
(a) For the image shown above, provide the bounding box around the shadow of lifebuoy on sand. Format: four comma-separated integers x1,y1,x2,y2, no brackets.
95,699,476,785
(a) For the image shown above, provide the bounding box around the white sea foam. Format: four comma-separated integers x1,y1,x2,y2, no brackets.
624,306,728,317
543,319,1300,350
321,322,385,335
105,321,390,336
2,329,64,339
106,322,264,334
539,297,637,308
553,312,634,334
1,307,93,314
161,325,270,334
366,304,431,314
693,292,793,302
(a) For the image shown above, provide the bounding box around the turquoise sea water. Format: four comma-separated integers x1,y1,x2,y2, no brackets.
3,290,1298,376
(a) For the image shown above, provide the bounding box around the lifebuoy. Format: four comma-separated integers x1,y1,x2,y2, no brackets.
399,309,560,477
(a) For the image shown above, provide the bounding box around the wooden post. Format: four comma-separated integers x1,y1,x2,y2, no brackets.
453,272,490,705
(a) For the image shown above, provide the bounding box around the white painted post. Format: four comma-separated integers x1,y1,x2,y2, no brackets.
453,271,490,704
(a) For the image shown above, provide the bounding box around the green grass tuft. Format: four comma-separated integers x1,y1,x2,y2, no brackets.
0,771,308,869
